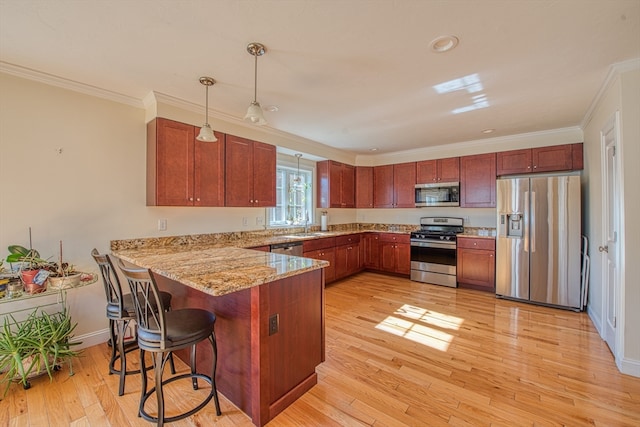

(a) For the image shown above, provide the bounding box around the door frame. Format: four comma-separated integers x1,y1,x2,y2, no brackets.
599,111,623,359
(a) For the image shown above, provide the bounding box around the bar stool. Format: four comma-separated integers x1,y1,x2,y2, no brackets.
117,261,221,426
91,249,175,396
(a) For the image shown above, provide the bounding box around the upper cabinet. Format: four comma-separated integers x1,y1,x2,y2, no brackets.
317,160,355,208
460,153,496,208
373,162,416,208
147,118,225,207
416,157,460,183
355,166,374,208
497,143,583,176
225,135,276,207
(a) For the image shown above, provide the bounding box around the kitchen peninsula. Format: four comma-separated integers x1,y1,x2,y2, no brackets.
111,237,328,426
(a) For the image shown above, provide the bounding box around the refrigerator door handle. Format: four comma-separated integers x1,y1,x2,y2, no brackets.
531,191,536,253
524,191,530,253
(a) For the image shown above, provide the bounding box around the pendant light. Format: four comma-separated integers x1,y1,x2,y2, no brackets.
244,42,267,125
196,76,218,142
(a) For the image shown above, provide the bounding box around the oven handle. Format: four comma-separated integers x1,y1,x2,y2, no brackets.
410,240,456,249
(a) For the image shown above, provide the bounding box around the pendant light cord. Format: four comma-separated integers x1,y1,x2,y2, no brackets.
205,84,209,123
253,51,258,103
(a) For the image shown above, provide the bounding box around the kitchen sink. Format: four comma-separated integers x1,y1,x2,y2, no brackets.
282,232,333,239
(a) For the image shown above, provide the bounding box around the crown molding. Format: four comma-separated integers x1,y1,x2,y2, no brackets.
0,61,144,108
581,58,640,129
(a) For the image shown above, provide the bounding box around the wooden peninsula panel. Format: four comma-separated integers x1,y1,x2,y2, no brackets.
153,268,325,427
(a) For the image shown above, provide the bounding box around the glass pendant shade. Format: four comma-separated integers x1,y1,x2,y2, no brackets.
196,76,217,142
244,101,267,125
196,123,217,142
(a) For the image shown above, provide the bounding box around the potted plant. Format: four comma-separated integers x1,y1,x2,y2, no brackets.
4,245,51,294
0,300,82,395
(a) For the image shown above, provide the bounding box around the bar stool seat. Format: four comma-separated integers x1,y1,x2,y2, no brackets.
118,261,221,426
92,249,174,396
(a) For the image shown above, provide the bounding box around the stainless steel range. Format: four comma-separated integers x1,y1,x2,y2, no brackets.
410,217,464,287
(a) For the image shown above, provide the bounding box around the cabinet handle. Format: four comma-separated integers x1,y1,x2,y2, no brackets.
189,197,194,201
255,200,259,204
473,242,477,246
196,198,200,202
533,165,537,169
527,165,531,170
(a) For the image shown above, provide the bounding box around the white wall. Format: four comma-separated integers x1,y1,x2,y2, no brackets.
582,63,640,376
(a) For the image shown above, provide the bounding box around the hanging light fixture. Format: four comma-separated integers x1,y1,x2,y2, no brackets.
196,76,218,142
244,42,267,125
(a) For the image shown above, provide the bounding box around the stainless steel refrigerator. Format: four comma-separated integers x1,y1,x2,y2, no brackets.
496,174,582,310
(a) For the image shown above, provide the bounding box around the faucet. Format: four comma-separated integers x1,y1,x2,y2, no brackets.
304,212,310,234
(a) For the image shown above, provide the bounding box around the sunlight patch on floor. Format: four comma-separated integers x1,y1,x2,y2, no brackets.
374,304,464,351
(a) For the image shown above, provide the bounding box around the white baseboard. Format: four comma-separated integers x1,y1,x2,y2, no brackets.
587,304,603,336
617,356,640,378
71,328,110,350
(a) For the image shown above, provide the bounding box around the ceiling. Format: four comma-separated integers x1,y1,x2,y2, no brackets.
1,0,639,155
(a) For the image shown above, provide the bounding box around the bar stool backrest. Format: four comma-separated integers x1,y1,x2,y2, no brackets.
117,262,168,351
91,248,126,319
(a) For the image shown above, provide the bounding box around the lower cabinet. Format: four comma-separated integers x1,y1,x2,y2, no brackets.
335,235,362,280
362,233,380,270
456,237,495,291
303,237,337,284
378,234,411,275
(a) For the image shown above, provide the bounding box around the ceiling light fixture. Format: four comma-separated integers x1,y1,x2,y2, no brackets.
196,76,218,142
244,42,267,125
430,35,459,53
481,128,495,134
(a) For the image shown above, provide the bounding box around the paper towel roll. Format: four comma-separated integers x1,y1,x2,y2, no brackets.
321,214,328,231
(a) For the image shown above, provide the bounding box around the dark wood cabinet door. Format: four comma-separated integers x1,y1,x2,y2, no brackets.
373,164,395,208
457,247,495,290
438,157,460,182
393,162,416,208
460,153,496,208
346,243,361,275
497,148,532,176
329,161,343,208
225,135,253,207
149,118,195,206
194,131,225,206
304,248,335,284
532,144,572,173
355,167,374,208
363,233,380,269
416,160,437,183
252,141,276,207
396,243,411,275
341,164,356,208
379,241,396,273
334,245,349,280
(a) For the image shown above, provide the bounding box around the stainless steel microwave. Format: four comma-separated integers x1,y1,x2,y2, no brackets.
415,182,460,207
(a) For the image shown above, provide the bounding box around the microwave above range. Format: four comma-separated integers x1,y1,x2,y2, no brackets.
415,182,460,207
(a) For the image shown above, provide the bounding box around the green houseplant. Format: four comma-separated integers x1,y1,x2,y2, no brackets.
5,245,51,294
0,300,82,395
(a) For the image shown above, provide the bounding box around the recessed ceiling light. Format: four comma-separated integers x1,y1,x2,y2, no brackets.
481,128,495,134
265,105,279,112
430,35,459,53
369,148,378,152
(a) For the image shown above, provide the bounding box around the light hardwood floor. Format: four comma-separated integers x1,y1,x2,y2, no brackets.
2,272,639,426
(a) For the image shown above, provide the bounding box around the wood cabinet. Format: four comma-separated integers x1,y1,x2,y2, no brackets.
225,135,276,207
362,233,380,269
147,117,225,206
334,234,361,280
457,237,495,291
355,166,374,208
460,153,496,208
303,237,337,284
317,160,355,208
373,162,416,208
378,233,411,275
496,143,583,176
416,157,460,183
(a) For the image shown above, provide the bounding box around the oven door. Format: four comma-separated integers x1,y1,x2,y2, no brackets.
410,240,458,287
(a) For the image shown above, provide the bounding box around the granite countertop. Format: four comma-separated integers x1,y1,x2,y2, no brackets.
113,246,328,297
109,224,413,297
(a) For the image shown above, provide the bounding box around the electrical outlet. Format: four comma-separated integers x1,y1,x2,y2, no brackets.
158,219,167,231
242,217,248,226
256,216,264,225
269,314,279,335
464,216,470,224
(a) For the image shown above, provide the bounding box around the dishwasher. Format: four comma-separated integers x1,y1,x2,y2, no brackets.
270,241,303,256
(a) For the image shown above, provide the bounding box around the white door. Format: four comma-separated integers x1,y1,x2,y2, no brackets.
600,112,620,354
